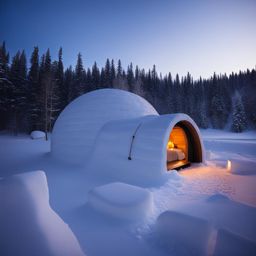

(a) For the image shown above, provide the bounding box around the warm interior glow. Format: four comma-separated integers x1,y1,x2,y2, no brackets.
226,160,232,171
167,126,188,160
167,141,175,149
167,125,189,172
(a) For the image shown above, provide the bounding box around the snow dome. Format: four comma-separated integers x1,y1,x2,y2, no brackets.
51,89,158,164
52,88,205,184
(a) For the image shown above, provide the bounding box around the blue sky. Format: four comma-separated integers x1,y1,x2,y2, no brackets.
1,0,256,79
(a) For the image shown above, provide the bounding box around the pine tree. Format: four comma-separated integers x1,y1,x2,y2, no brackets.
9,50,28,133
127,63,134,92
41,49,52,140
110,59,115,87
135,65,139,81
91,62,100,89
28,46,40,131
19,50,28,130
74,52,85,98
243,68,256,128
0,42,11,130
174,74,183,113
63,66,74,104
209,73,229,129
56,47,64,110
113,59,127,89
231,91,247,132
117,59,122,78
100,68,105,88
38,54,45,131
86,68,92,91
165,72,175,113
103,58,111,88
194,78,209,128
50,60,62,129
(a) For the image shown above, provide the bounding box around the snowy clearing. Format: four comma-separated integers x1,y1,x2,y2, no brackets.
0,129,256,256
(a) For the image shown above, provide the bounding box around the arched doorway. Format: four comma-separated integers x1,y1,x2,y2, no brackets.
167,121,202,170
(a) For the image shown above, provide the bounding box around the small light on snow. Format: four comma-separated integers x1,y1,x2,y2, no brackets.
226,160,231,171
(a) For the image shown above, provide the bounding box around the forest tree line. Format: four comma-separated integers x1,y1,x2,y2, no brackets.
0,42,255,137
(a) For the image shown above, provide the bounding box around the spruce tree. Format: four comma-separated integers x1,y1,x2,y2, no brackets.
194,78,209,128
209,73,228,129
74,52,85,97
110,59,116,87
91,62,100,89
86,68,92,91
103,58,111,88
165,72,175,113
231,91,247,132
117,59,122,78
56,47,64,109
113,59,126,89
41,49,52,140
174,74,183,113
0,42,11,130
127,63,134,92
100,68,105,88
9,50,28,133
50,60,62,129
28,46,40,131
135,65,139,81
63,66,74,104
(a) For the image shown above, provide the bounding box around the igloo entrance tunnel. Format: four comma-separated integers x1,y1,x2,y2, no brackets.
51,89,204,184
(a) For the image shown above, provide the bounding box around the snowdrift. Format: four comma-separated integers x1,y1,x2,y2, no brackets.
213,228,256,256
228,159,256,175
30,130,46,139
156,210,213,256
87,182,153,220
0,171,85,256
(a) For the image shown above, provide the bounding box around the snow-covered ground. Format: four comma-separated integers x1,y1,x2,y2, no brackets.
0,129,256,256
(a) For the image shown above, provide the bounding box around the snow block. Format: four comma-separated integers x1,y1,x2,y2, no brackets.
30,130,46,139
87,182,153,220
156,211,213,256
229,159,256,175
213,228,256,256
0,171,85,256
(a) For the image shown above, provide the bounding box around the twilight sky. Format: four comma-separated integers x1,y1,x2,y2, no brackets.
1,0,256,79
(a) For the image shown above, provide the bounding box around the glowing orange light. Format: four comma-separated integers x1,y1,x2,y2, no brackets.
226,160,231,171
167,141,175,149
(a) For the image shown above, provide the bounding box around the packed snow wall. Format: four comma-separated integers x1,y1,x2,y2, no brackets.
88,113,205,185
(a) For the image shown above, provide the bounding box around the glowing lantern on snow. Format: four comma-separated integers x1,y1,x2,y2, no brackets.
226,160,232,171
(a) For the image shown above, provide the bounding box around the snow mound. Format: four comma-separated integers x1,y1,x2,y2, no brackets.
207,193,230,202
87,182,153,220
213,228,256,256
229,159,256,175
0,171,85,256
156,211,213,256
30,130,45,139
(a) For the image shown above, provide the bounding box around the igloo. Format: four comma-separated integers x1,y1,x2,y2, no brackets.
51,89,205,183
